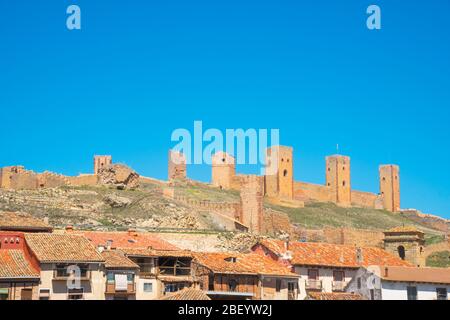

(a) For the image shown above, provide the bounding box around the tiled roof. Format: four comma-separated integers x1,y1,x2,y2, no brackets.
101,250,139,269
25,233,104,263
258,239,412,268
119,247,193,258
0,211,52,232
161,288,211,300
74,231,179,250
194,252,298,277
385,226,424,234
307,292,365,300
380,266,450,284
0,250,39,279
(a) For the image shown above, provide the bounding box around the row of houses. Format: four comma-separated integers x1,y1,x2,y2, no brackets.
1,212,449,300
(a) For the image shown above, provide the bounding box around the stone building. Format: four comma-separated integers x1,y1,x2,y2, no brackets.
168,150,187,181
211,152,235,190
326,155,351,206
264,146,294,199
94,155,112,175
383,226,425,267
379,165,400,212
239,175,264,234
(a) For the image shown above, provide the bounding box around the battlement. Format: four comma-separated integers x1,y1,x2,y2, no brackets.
94,155,112,174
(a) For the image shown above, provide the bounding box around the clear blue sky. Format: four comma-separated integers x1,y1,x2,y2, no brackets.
0,1,449,218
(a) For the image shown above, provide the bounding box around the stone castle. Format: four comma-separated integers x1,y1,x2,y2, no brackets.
166,145,401,236
208,145,400,212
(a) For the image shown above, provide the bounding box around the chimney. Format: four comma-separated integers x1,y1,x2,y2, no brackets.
356,247,363,264
65,225,74,233
284,239,290,251
106,240,113,250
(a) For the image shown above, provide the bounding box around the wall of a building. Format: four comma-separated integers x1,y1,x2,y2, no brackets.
0,282,39,300
38,263,105,300
294,266,356,300
264,146,293,199
381,281,450,300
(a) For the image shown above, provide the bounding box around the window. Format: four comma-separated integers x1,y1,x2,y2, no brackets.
370,289,375,300
436,288,447,300
143,283,153,293
276,279,282,292
107,272,114,283
228,279,238,292
39,289,50,300
342,180,346,187
0,288,9,300
21,288,33,300
283,170,288,177
397,246,406,260
407,286,417,300
67,288,84,300
333,270,344,282
308,269,319,280
357,278,362,289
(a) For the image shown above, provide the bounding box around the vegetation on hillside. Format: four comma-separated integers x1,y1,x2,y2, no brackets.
266,201,441,235
426,251,450,268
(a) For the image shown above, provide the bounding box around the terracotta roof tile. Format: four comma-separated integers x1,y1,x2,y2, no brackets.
0,249,39,279
101,250,139,269
194,252,298,277
25,233,104,263
380,266,450,284
258,239,412,268
0,211,52,232
74,231,179,250
119,247,192,258
385,226,424,234
160,288,211,300
308,292,365,300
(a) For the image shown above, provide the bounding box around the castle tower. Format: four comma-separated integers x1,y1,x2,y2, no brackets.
211,151,235,190
264,146,293,199
325,155,351,205
168,150,187,181
240,175,264,234
383,226,425,267
94,155,112,174
379,164,400,212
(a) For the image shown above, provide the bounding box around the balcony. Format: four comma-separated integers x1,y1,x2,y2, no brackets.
332,281,346,292
158,266,191,277
105,283,136,295
305,279,322,291
53,268,90,281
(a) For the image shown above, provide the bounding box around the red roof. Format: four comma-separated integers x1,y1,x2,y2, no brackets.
257,239,412,268
194,252,298,277
74,231,179,250
0,249,39,279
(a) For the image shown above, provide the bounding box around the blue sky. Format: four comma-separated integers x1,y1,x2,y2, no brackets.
0,1,449,218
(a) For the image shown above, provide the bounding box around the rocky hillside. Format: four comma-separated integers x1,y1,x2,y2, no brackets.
0,179,447,241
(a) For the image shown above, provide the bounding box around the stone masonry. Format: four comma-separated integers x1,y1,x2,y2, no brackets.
168,150,187,181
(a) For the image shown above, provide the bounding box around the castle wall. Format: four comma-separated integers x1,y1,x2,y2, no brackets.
68,174,99,186
296,227,384,247
37,172,69,188
263,209,292,235
351,190,379,208
293,182,334,202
